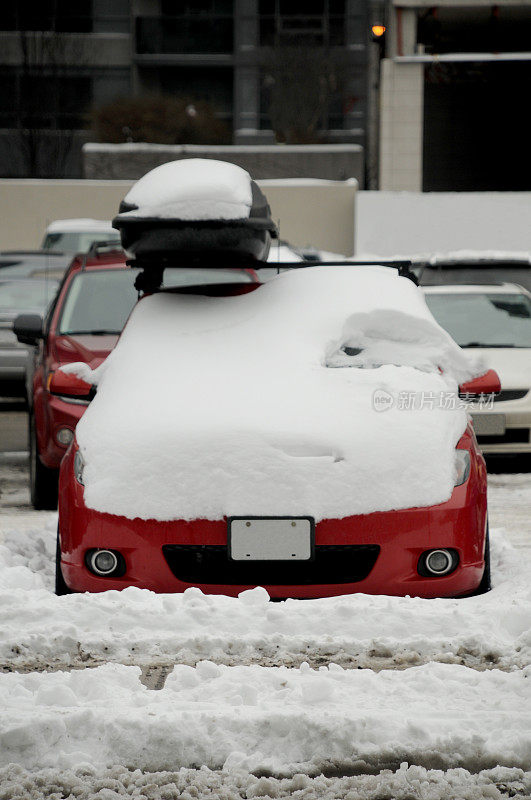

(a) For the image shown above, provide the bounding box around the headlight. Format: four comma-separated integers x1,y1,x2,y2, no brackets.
74,450,85,485
454,450,470,486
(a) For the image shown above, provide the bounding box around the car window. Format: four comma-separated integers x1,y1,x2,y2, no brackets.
43,231,121,253
57,267,253,335
0,280,59,312
162,268,253,286
58,269,140,335
425,292,531,348
418,264,531,290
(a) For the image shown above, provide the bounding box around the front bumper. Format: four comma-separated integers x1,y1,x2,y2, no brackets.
59,449,487,599
472,402,531,455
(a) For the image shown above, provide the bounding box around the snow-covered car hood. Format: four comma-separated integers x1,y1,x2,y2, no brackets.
72,267,482,522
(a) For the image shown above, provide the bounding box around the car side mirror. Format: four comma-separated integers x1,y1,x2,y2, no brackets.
48,369,95,400
13,314,43,346
459,368,501,398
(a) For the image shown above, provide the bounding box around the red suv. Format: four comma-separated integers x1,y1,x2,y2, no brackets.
14,249,258,509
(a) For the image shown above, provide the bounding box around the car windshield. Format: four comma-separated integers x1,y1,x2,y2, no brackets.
0,279,59,312
57,267,254,335
418,263,531,291
42,231,121,253
425,291,531,348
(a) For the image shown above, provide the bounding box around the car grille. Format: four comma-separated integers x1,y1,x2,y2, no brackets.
477,428,530,444
493,390,528,402
162,544,380,585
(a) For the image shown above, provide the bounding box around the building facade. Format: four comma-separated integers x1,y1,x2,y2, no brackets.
379,0,531,191
0,1,370,178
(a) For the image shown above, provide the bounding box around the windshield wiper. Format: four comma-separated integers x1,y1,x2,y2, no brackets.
61,329,121,336
460,342,515,348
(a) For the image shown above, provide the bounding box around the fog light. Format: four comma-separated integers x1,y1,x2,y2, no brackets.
424,548,454,576
89,549,118,576
56,427,74,446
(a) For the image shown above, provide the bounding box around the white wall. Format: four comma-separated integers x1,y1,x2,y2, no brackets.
0,178,357,257
357,191,531,257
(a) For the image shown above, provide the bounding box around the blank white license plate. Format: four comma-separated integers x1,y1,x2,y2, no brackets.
228,517,314,561
471,413,506,436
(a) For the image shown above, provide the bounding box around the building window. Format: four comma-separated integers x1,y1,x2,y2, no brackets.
0,67,129,130
136,1,234,55
159,66,233,125
417,7,531,55
0,68,91,129
0,0,93,33
259,0,345,47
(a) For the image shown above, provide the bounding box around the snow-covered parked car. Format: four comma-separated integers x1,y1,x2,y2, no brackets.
425,283,531,456
56,265,498,598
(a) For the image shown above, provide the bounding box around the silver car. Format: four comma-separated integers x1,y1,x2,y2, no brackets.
0,278,59,397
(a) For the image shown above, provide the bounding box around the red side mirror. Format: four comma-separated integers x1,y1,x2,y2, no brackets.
48,369,94,399
459,368,501,398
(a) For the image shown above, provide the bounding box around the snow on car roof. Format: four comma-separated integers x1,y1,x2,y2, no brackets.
421,250,531,266
423,283,530,295
119,159,253,221
45,219,115,233
70,266,482,523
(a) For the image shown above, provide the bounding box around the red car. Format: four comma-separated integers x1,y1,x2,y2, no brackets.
14,249,258,509
56,265,499,599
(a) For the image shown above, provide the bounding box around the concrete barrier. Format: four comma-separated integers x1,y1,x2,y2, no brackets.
83,143,364,184
0,178,357,256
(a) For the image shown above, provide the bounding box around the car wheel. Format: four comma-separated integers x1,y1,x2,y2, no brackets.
55,528,72,595
29,411,59,510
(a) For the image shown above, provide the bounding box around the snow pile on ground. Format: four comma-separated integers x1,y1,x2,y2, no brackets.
1,660,530,773
71,267,481,522
0,526,529,670
117,159,254,221
1,763,529,800
356,191,531,258
0,513,56,592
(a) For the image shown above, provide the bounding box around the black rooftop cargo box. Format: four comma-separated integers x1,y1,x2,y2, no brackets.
113,159,277,265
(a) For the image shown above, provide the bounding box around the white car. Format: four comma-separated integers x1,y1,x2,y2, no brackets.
41,219,121,254
424,283,531,455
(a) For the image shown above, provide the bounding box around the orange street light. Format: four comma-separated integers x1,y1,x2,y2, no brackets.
372,24,386,38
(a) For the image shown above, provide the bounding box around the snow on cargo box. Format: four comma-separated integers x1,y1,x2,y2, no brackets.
113,159,278,264
67,266,483,523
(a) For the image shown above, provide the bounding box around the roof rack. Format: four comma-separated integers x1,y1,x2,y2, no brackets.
266,259,418,284
129,258,417,294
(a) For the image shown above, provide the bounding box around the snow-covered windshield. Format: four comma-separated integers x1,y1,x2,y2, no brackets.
58,268,254,335
425,292,531,348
